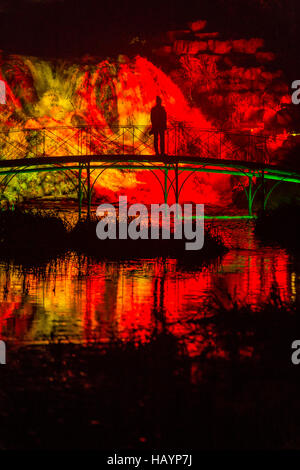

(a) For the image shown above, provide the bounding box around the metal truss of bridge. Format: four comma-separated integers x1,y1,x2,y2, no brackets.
0,124,299,219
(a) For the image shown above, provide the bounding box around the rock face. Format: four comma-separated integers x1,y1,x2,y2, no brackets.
0,54,211,131
0,52,216,203
153,21,297,135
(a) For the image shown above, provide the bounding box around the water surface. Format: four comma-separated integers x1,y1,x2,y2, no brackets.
0,219,297,352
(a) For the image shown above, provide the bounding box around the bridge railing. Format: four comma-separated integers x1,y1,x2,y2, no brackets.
0,124,270,163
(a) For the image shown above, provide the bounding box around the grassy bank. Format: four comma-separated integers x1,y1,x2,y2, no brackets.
0,209,227,264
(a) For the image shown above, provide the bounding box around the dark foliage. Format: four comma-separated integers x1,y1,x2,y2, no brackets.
255,204,300,254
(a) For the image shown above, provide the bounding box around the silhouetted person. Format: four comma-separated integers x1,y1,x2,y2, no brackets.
150,96,167,156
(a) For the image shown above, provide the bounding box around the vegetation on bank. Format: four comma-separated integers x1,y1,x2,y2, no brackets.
0,209,227,264
0,202,299,266
69,217,227,262
0,209,70,264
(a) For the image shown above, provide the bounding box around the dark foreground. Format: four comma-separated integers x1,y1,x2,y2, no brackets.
1,296,300,451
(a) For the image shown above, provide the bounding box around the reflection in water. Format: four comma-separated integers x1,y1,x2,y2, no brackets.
0,221,297,352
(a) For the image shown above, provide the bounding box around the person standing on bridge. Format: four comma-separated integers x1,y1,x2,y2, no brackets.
150,96,167,156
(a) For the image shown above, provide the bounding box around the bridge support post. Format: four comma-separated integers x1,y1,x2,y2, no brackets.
175,163,179,204
175,163,179,220
87,161,91,221
164,166,169,218
164,167,168,205
78,164,82,221
248,176,253,217
42,128,46,157
261,169,265,214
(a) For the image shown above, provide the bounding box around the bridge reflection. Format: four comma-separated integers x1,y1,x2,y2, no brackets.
0,226,294,354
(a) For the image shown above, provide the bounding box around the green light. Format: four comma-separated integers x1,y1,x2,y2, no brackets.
264,174,300,184
180,215,256,220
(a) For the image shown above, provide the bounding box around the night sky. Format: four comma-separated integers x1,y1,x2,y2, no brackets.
0,0,298,76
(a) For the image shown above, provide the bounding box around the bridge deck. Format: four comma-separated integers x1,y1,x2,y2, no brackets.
0,154,299,176
0,155,299,185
